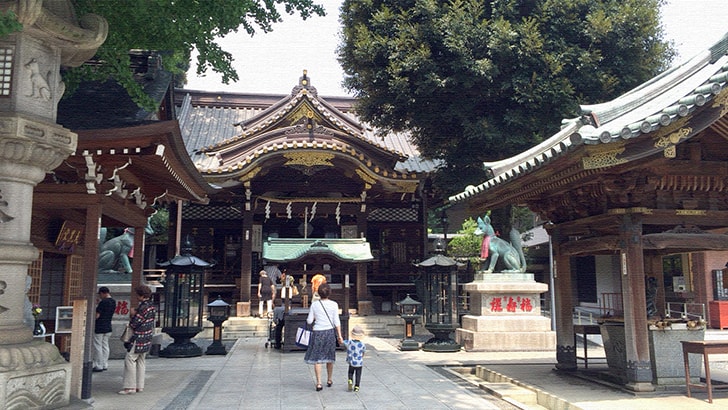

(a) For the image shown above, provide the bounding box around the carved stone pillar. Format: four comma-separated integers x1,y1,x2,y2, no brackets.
0,1,106,408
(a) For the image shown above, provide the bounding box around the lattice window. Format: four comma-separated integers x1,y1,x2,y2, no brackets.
0,47,13,96
27,250,43,305
64,255,83,304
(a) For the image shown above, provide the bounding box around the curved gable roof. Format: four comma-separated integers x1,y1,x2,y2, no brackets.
450,32,728,206
176,73,438,179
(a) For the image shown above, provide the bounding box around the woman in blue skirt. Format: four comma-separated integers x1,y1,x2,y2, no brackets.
304,283,344,391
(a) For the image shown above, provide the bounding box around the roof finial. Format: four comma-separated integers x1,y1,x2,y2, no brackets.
293,69,317,97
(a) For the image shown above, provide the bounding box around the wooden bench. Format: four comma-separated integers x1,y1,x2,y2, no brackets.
573,324,605,369
681,340,728,403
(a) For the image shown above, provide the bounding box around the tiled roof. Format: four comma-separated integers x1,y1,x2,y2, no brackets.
176,85,439,175
450,31,728,204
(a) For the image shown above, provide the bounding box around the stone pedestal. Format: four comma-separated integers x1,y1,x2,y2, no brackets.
455,273,555,351
236,301,251,317
357,300,375,316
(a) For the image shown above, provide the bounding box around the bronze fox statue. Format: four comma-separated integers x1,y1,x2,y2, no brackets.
474,215,526,272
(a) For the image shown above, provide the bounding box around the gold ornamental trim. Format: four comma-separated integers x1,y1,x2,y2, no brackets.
582,147,627,170
654,126,691,149
355,168,377,185
283,152,334,167
391,181,418,193
713,89,728,116
258,195,361,204
238,166,261,183
287,101,321,125
608,207,653,215
675,209,707,216
663,145,676,158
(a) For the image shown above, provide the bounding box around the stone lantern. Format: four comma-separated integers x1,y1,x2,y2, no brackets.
158,236,209,358
0,1,107,407
206,296,230,355
415,254,462,352
397,294,422,351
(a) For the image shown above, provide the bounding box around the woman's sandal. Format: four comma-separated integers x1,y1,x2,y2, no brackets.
326,380,333,387
117,389,135,395
315,384,323,391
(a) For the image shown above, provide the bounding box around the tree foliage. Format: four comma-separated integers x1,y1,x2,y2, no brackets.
66,0,326,109
447,217,481,258
0,9,21,38
338,0,674,195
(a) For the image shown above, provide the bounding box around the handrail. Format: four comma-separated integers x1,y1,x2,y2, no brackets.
666,302,706,321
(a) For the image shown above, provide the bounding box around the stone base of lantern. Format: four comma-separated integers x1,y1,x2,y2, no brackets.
0,341,72,408
455,273,555,352
399,338,420,351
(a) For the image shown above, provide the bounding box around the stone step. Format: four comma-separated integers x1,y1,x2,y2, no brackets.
444,366,547,410
212,315,429,339
478,382,541,407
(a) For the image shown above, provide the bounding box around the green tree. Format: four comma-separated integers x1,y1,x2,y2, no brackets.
63,0,326,109
0,9,21,38
338,0,674,195
447,217,481,259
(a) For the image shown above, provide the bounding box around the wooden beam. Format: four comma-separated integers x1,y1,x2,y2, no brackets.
642,233,728,250
559,236,621,256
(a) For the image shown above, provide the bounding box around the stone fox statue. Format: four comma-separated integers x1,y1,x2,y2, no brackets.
98,227,136,274
474,215,527,273
98,223,153,274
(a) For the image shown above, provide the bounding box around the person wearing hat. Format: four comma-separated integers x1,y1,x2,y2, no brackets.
344,325,367,392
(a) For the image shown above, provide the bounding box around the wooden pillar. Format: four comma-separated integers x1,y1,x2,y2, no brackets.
81,204,101,399
131,223,144,297
552,230,576,371
620,213,653,391
240,213,253,302
357,201,369,309
691,253,709,308
344,271,350,314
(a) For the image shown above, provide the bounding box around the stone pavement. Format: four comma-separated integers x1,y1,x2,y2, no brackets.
62,335,728,410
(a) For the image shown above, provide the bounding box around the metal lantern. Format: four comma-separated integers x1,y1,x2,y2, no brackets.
158,236,210,358
415,254,461,352
206,296,230,355
397,294,422,351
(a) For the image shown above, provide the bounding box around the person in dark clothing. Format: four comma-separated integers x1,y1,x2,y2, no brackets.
258,270,275,317
93,286,116,372
273,305,285,349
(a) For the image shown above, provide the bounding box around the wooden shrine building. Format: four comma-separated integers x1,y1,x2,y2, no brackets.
175,72,437,314
33,53,214,361
450,33,728,389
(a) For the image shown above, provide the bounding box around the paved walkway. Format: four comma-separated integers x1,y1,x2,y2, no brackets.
62,333,728,410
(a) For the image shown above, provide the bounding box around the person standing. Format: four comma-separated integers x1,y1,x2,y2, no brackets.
310,273,326,302
93,286,116,372
258,270,275,317
304,283,343,391
344,326,366,392
280,269,296,300
118,285,156,395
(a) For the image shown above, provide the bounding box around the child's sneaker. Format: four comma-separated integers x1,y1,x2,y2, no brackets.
347,379,353,391
354,386,359,392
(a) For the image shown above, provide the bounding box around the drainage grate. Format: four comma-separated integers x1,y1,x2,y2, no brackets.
163,370,214,410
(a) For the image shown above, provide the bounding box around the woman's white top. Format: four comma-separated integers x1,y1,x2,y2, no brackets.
307,299,341,331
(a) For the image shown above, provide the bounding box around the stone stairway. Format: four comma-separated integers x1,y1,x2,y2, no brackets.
208,314,430,340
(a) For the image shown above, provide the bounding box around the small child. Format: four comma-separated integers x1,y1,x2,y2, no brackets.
344,325,366,392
